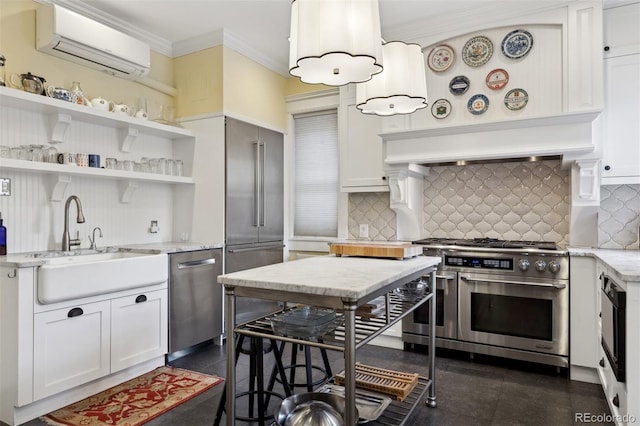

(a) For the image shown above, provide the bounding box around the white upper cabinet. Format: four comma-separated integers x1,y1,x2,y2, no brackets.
601,2,640,185
339,85,387,192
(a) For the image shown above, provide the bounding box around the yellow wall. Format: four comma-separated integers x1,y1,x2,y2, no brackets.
284,77,328,97
174,46,223,117
222,47,287,130
0,0,173,119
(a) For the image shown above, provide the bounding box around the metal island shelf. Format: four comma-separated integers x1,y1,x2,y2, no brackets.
218,255,441,425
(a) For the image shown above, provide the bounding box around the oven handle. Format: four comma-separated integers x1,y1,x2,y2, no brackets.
459,275,566,289
436,274,455,280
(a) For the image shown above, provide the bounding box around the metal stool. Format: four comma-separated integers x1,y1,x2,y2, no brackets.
267,340,333,394
213,334,290,426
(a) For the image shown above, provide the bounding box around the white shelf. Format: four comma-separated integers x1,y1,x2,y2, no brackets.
0,86,194,142
0,159,194,203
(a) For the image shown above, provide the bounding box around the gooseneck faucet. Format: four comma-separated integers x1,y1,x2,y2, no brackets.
88,227,103,250
62,195,85,251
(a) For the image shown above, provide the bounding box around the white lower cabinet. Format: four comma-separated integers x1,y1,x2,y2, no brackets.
599,347,629,423
111,290,168,372
33,300,111,400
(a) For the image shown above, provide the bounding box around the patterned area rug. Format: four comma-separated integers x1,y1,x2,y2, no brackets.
41,366,223,426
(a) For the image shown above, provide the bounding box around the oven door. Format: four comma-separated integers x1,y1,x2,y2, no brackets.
402,271,457,339
458,272,568,356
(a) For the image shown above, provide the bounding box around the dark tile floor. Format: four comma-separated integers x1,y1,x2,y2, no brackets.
24,341,612,426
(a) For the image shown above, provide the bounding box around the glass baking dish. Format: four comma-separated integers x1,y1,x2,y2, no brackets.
269,305,343,338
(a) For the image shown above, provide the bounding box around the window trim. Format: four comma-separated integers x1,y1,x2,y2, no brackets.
284,89,347,254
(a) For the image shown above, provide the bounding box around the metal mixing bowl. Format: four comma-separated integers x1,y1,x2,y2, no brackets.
274,392,357,426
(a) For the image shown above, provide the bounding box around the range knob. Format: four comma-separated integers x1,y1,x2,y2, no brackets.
535,260,547,272
548,261,561,273
518,259,530,271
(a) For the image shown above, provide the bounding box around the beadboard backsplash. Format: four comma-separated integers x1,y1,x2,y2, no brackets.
598,184,640,249
348,159,571,245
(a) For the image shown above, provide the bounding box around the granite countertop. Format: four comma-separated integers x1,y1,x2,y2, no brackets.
569,247,640,282
0,242,223,267
218,255,441,300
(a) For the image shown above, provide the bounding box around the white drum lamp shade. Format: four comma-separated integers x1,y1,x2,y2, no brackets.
356,41,428,116
289,0,384,86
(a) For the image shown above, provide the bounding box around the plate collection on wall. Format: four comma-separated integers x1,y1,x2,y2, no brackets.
425,28,534,119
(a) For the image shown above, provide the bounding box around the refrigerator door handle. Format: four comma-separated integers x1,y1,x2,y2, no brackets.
228,243,285,253
253,141,260,227
259,141,265,227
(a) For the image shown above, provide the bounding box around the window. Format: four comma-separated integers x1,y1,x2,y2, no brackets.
293,110,339,238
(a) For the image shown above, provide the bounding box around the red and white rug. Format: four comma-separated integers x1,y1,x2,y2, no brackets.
41,366,223,426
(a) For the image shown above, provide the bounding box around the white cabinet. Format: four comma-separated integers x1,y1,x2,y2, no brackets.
33,300,111,400
569,256,600,383
339,86,388,192
601,3,640,185
111,290,168,372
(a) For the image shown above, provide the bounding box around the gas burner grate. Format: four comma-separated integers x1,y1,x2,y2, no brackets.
413,238,559,251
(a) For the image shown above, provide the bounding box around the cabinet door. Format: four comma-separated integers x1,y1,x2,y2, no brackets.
602,54,640,183
111,289,168,372
604,3,640,58
33,300,110,401
340,101,387,192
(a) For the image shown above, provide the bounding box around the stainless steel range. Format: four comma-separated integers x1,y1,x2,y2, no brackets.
402,238,569,368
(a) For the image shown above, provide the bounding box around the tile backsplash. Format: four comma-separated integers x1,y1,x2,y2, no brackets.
348,159,571,245
598,184,640,249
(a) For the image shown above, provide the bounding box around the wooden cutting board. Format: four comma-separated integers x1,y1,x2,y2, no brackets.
329,242,422,259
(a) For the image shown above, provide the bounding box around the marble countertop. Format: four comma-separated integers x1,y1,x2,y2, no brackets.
218,255,441,300
0,242,223,267
569,247,640,281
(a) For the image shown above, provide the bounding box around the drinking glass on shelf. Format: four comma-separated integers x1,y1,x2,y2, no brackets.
45,146,58,163
165,159,175,176
174,160,183,176
30,145,45,162
0,145,10,158
149,158,159,174
105,158,117,169
122,160,134,171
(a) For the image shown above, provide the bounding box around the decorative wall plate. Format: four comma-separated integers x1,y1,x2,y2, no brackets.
467,94,489,115
426,44,455,72
462,36,493,67
504,88,529,110
431,99,452,119
486,68,509,90
501,29,533,59
449,75,470,95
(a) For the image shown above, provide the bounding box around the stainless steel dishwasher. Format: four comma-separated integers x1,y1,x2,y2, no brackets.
168,249,223,355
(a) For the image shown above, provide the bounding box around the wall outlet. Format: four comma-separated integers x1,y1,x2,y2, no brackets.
0,178,11,196
359,224,369,239
149,220,159,233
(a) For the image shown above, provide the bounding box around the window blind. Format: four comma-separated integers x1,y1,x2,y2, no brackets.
294,111,338,237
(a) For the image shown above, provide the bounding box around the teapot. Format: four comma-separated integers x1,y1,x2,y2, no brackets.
10,72,47,95
110,102,130,115
90,97,110,111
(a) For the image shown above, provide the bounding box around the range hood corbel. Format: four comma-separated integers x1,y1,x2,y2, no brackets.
385,164,429,241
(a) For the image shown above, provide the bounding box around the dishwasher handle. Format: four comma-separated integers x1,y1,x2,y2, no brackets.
177,258,217,269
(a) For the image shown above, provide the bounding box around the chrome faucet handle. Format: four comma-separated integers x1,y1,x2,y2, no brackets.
69,230,81,248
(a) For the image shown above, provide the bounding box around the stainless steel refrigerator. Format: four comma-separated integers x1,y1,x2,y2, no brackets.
225,117,284,323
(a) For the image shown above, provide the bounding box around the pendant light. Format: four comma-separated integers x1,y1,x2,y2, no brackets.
356,41,428,116
289,0,384,86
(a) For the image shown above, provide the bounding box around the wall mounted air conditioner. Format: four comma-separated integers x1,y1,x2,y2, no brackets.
36,3,150,80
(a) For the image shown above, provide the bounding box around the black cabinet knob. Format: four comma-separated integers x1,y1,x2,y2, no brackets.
604,165,611,171
599,358,605,367
382,176,387,181
612,394,619,407
135,294,147,303
604,46,610,51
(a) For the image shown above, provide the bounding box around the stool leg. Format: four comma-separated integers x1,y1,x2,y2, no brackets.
320,347,333,379
266,339,291,409
304,345,314,392
289,343,299,387
248,338,257,418
256,338,266,426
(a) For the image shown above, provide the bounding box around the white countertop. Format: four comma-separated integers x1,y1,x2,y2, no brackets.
217,255,441,300
569,247,640,281
0,242,222,267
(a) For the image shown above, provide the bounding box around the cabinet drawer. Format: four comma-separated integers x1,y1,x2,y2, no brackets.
33,300,111,400
111,289,168,372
